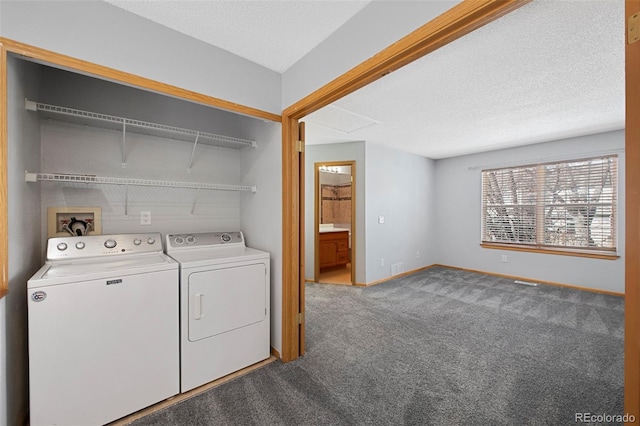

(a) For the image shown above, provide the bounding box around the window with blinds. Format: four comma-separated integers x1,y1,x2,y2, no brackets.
481,155,617,253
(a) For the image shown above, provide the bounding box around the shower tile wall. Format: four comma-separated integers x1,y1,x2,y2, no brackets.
321,184,351,224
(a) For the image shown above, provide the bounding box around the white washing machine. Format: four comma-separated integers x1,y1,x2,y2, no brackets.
27,233,179,426
165,231,270,393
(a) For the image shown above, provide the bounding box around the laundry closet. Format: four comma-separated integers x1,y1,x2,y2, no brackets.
12,58,277,242
6,53,283,422
9,54,281,257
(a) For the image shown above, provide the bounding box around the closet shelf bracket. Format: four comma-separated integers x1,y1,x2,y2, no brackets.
124,184,129,219
188,132,200,173
122,121,127,168
190,187,201,217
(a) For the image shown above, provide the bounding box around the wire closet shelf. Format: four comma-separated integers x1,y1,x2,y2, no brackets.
24,98,258,193
24,172,257,193
25,99,257,149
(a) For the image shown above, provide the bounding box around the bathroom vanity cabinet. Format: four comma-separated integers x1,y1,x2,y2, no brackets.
319,230,349,270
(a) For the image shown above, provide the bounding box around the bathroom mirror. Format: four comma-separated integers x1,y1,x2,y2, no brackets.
319,165,352,226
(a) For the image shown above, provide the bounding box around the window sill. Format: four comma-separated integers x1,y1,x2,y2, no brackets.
480,243,619,260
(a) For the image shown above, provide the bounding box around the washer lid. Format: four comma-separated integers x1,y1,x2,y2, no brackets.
28,253,177,288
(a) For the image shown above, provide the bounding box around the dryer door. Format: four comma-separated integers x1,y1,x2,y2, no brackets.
188,263,267,342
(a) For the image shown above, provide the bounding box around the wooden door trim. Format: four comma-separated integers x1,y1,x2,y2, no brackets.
314,160,356,285
298,122,306,356
281,116,301,361
314,164,320,283
350,162,356,286
0,37,281,123
281,0,530,362
625,0,640,420
0,43,8,297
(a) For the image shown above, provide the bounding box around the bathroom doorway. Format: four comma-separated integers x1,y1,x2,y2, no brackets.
314,161,356,285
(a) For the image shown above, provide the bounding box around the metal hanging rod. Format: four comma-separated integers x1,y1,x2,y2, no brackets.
25,99,257,150
25,172,257,193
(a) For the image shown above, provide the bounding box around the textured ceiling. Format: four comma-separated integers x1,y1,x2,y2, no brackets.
304,0,625,159
102,0,624,160
103,0,370,73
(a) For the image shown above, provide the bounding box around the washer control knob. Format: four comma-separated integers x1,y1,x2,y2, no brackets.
221,233,231,243
174,236,184,244
133,238,142,246
75,242,85,250
56,242,68,251
147,237,156,245
186,235,196,244
104,239,117,249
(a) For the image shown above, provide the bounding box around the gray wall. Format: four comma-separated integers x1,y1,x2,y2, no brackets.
4,56,43,426
0,1,281,114
364,142,437,283
304,141,438,285
1,0,460,111
240,120,283,353
434,130,625,293
305,142,366,284
37,66,258,247
282,0,459,107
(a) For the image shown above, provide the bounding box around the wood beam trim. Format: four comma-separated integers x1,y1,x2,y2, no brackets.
0,37,281,123
0,43,8,298
283,0,530,119
480,243,621,260
297,121,306,356
625,0,640,421
281,116,300,362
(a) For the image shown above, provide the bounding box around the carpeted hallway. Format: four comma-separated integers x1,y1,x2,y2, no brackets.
131,266,624,425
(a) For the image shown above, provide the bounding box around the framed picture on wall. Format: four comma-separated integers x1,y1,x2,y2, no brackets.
47,207,102,238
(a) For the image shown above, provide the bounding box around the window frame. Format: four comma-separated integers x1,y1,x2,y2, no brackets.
480,155,619,260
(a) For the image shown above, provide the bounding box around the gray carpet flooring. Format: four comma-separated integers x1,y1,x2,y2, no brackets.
131,266,624,425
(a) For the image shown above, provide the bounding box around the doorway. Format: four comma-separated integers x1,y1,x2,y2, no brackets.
314,161,356,286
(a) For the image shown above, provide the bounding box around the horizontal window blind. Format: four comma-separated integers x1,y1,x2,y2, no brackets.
483,166,537,244
482,155,617,253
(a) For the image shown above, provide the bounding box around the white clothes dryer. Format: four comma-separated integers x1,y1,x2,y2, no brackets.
27,233,179,426
165,231,270,393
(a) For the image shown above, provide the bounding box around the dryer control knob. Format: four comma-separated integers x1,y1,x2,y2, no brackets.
221,233,231,242
57,242,68,251
133,238,142,245
174,236,184,244
104,239,117,249
186,235,196,244
75,242,85,250
147,237,156,245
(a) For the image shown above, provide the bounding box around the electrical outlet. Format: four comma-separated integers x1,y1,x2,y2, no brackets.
141,211,151,225
416,251,420,258
501,255,508,263
378,215,385,224
380,258,385,267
